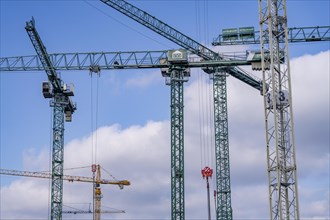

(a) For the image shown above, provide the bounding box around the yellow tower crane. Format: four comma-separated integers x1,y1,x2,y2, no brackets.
0,165,130,219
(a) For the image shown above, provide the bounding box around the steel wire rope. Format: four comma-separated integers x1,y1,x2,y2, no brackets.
101,165,120,182
83,0,173,49
90,74,100,165
195,0,208,170
90,73,101,220
62,203,87,213
199,1,216,218
195,0,204,171
203,0,215,170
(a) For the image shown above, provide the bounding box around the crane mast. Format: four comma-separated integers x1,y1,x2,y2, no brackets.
258,0,300,219
25,18,76,220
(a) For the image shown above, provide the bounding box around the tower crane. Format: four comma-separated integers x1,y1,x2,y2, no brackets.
98,1,329,220
1,2,327,220
211,1,329,220
25,17,76,220
0,164,130,220
98,1,264,219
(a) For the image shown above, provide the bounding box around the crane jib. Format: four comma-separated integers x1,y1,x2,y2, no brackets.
99,0,262,91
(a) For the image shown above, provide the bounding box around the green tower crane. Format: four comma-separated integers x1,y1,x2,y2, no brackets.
25,18,76,220
98,1,263,219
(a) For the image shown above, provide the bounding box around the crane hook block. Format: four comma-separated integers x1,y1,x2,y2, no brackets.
201,166,213,179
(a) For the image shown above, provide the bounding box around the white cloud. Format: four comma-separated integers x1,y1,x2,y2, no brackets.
1,51,329,219
125,71,162,88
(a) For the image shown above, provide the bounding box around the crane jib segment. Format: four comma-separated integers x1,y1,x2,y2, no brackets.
99,0,262,91
100,0,218,61
25,18,61,92
0,51,256,71
0,169,130,187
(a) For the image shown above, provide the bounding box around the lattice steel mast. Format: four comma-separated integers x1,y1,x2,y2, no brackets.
25,18,76,220
258,1,300,219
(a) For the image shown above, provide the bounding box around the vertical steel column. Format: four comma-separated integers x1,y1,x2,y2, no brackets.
170,67,185,220
258,0,300,219
50,94,65,220
213,71,233,220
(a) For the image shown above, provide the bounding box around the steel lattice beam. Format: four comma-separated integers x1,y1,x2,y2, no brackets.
50,95,65,220
212,25,330,46
169,67,186,220
213,70,232,220
0,52,256,80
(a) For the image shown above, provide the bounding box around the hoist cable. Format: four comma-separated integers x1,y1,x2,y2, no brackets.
90,75,100,165
90,76,94,165
95,76,100,164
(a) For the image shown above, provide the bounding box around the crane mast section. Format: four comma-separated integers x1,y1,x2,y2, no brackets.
169,67,186,220
213,26,330,46
258,0,300,219
213,72,232,220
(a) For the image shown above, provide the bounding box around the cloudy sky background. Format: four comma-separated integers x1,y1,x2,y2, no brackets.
1,0,329,219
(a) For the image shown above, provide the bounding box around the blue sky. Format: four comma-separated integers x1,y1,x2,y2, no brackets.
0,0,329,219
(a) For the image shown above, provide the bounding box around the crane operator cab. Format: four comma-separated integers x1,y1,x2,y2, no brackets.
42,81,52,98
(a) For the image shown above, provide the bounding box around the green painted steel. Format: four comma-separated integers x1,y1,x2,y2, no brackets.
50,94,65,220
213,26,330,46
169,67,186,220
213,71,233,220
